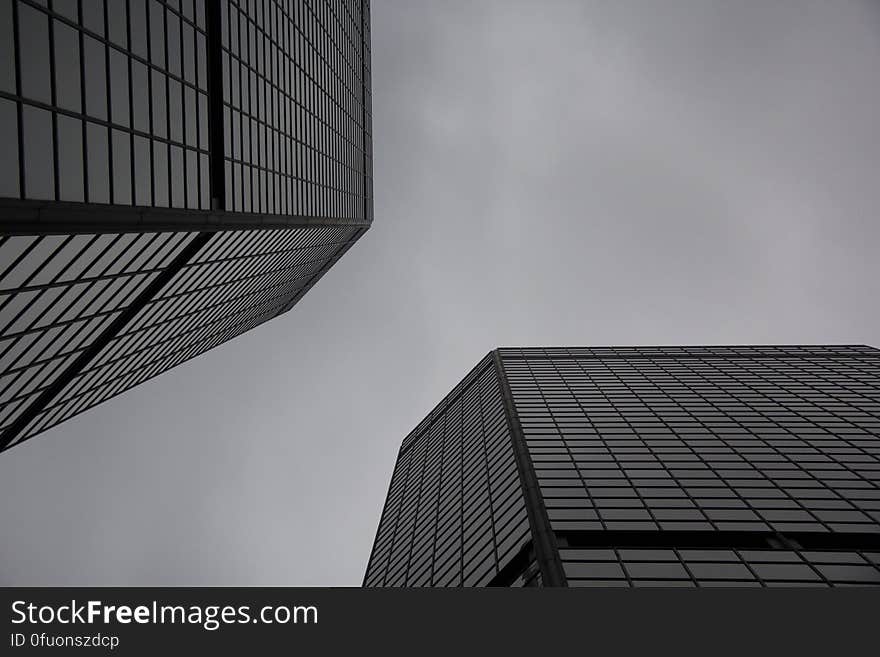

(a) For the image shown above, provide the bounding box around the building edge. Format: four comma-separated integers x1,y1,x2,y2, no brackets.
492,349,567,587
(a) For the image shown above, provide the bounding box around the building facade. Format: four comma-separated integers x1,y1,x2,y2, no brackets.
0,0,372,451
365,345,880,586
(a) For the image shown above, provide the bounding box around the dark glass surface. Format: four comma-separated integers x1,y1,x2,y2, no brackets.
219,0,372,221
367,346,880,587
501,346,880,539
57,115,84,202
0,0,373,449
364,356,533,587
53,21,82,112
86,122,110,203
21,106,54,200
0,99,19,198
18,4,51,104
4,0,372,214
5,225,363,442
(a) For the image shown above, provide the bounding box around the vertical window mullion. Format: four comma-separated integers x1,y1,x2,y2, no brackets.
104,0,114,205
145,0,156,207
77,0,90,203
12,0,24,199
47,6,59,202
164,3,172,207
126,0,136,206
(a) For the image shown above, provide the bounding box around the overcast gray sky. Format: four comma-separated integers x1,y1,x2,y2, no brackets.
1,0,879,586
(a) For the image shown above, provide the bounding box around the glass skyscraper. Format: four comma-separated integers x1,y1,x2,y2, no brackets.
365,346,880,587
0,0,372,451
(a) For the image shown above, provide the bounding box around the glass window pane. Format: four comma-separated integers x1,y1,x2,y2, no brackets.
87,122,109,204
133,135,151,205
170,145,184,207
30,237,83,286
83,36,108,120
0,0,16,93
200,152,209,209
3,235,66,287
168,78,182,142
184,86,196,147
151,70,166,138
53,21,82,113
231,109,239,159
109,50,130,127
195,0,205,30
57,115,84,202
129,0,148,58
81,0,105,37
0,99,19,198
53,0,78,21
182,22,195,83
131,61,149,132
107,0,128,48
149,0,165,69
112,130,132,205
22,106,54,200
166,11,181,77
18,4,51,104
153,140,168,206
196,31,206,89
198,92,208,149
186,149,197,209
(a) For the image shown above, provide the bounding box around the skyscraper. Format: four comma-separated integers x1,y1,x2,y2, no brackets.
365,346,880,587
0,0,372,451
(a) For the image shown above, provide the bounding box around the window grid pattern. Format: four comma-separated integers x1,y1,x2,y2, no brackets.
500,345,880,587
364,357,533,587
501,348,880,537
561,548,880,587
1,2,372,448
0,231,197,434
1,0,212,209
367,346,879,587
220,0,371,221
10,225,361,443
